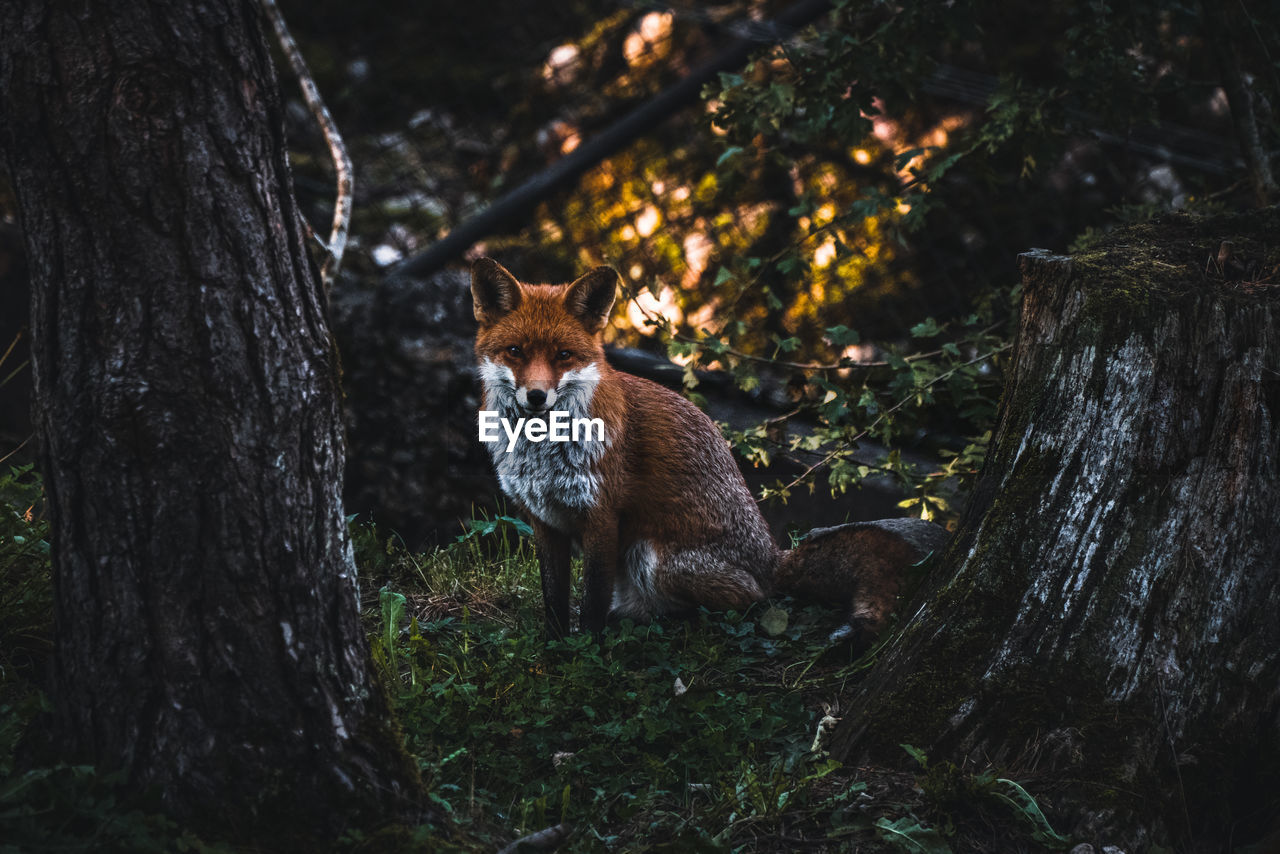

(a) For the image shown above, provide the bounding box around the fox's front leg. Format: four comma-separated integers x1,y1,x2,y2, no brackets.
580,515,619,635
533,520,572,639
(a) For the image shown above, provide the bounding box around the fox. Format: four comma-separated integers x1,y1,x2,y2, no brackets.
471,257,948,644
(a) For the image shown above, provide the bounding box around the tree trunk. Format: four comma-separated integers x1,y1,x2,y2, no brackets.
829,209,1280,850
0,0,423,841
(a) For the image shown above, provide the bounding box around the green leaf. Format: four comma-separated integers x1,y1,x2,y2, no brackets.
380,585,408,655
496,515,534,537
774,336,800,354
995,778,1072,847
682,362,700,390
909,318,941,338
893,147,929,170
757,606,789,637
717,71,745,89
900,743,928,768
715,146,744,168
825,325,861,348
874,815,952,853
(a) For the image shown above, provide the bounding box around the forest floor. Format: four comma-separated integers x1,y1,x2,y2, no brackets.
346,513,1074,854
0,473,1073,852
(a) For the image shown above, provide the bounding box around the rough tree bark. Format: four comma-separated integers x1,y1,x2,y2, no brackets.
830,209,1280,850
0,0,423,841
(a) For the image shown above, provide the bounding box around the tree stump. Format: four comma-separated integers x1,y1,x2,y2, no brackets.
829,209,1280,849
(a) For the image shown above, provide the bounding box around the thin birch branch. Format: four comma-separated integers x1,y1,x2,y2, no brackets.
259,0,353,290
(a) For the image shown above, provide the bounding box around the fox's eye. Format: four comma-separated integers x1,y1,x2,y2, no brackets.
556,349,573,361
506,345,523,358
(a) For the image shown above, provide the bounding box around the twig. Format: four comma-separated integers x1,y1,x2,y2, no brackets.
258,0,353,290
631,291,1002,373
0,434,31,466
678,324,999,372
1155,673,1195,844
0,329,22,366
764,405,802,426
1201,176,1247,203
0,358,29,388
496,822,573,854
778,343,1011,492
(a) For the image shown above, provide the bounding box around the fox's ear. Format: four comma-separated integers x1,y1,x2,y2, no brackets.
565,266,619,333
471,257,522,325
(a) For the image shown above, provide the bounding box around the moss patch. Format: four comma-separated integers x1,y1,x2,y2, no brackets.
1074,207,1280,322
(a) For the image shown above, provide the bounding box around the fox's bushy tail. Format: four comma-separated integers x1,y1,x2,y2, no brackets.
774,518,949,647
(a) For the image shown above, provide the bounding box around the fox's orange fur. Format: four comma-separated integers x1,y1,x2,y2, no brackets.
471,258,947,642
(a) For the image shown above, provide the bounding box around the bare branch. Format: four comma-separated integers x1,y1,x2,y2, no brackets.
258,0,353,290
628,292,1002,373
0,434,31,467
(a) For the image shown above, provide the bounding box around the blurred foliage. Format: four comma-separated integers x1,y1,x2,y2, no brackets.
0,2,1270,518
504,0,1272,512
277,0,627,129
679,0,1275,507
0,0,1255,529
277,0,1274,519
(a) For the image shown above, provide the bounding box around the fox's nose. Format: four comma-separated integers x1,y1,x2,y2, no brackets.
526,389,547,408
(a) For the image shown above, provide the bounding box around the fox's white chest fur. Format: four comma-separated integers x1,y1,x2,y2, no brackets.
478,359,608,532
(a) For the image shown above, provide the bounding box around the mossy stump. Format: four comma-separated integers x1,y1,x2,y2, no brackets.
830,209,1280,850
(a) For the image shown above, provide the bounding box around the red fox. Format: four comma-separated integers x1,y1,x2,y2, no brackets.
471,257,947,643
